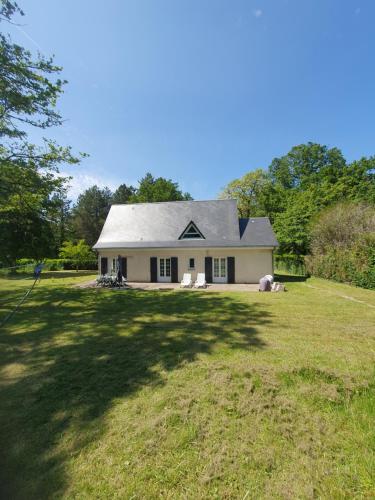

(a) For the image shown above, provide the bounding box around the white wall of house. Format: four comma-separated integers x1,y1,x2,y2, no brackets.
97,247,273,284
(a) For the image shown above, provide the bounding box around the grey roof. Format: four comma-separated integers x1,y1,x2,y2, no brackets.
93,199,278,249
239,218,278,247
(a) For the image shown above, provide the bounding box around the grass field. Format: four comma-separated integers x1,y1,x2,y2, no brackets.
0,271,374,499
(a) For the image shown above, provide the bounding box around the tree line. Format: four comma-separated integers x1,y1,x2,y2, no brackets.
58,174,192,249
1,170,191,266
220,143,375,288
220,142,375,255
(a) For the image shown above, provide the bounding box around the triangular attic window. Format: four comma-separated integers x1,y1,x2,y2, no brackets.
179,221,205,240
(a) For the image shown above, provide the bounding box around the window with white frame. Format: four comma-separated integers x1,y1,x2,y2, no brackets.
159,258,171,278
213,257,226,278
189,258,195,269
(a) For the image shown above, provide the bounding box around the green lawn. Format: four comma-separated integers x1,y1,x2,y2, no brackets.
0,272,374,499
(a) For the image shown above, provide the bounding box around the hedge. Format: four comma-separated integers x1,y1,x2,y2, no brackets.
305,237,375,290
14,258,98,272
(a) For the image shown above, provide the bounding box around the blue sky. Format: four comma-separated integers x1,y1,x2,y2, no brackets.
7,0,375,200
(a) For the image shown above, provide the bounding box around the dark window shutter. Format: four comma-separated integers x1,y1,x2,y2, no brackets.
171,257,178,283
205,257,213,283
100,257,108,275
227,257,235,284
150,257,157,282
121,257,127,279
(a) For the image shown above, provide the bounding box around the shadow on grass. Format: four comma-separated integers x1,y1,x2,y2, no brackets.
275,273,308,283
0,286,270,499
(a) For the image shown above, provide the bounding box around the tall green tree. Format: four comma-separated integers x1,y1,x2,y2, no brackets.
272,190,318,255
111,183,136,204
72,186,112,247
50,191,73,252
269,143,347,190
219,169,284,220
330,157,375,204
134,173,192,203
0,1,83,265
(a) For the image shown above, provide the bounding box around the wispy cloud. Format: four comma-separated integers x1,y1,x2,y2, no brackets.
61,172,118,201
253,9,263,18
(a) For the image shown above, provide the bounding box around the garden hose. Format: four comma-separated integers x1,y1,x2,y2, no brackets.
0,276,39,329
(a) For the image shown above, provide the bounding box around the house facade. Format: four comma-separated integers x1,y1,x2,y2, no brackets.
93,199,278,284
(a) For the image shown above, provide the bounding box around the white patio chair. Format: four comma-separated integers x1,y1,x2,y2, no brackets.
180,273,192,288
194,273,207,288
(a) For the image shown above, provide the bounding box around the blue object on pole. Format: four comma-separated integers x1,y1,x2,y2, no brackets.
34,263,43,280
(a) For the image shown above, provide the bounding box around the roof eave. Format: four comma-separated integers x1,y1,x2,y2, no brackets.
93,243,278,250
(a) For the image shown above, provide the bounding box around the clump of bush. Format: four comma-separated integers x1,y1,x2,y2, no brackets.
13,241,97,272
306,202,375,289
59,240,96,271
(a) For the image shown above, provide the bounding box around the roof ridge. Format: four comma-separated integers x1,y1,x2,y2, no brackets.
110,199,237,207
239,217,270,220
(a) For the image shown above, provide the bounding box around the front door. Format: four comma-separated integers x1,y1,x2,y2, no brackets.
213,257,227,283
158,257,171,282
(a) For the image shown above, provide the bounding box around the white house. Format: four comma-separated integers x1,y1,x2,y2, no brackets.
93,199,278,284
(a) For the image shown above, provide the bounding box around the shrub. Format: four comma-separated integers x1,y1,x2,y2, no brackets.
44,259,65,271
306,203,375,289
59,240,96,271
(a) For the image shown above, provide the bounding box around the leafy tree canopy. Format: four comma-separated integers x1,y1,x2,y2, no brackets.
0,1,83,265
59,239,95,261
219,169,270,218
272,190,317,255
221,142,375,255
111,184,136,204
0,0,23,22
134,172,192,203
59,239,95,270
269,143,347,190
72,186,112,247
